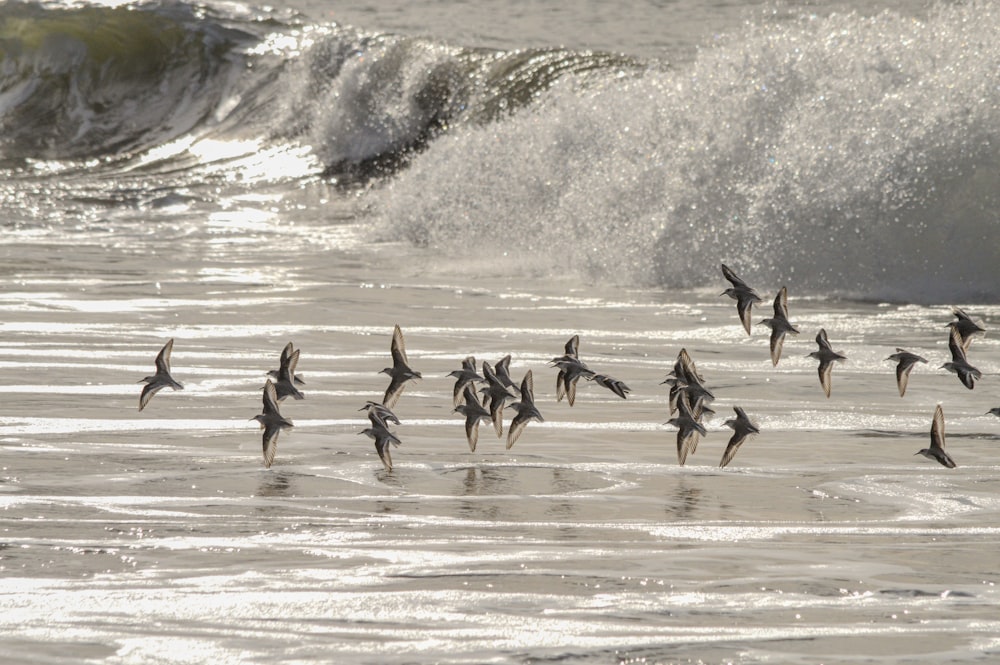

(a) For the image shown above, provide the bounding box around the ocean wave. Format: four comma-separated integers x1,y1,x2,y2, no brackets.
375,2,1000,303
0,1,257,161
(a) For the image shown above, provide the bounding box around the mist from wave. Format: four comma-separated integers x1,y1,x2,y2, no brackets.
374,1,1000,304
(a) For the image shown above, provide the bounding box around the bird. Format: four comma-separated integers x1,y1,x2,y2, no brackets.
587,373,631,399
273,346,304,401
719,406,759,468
448,356,483,406
360,409,401,472
720,263,763,335
941,327,981,390
987,407,1000,419
886,348,927,397
808,329,847,398
507,370,544,449
267,342,305,386
454,385,492,452
663,348,713,415
493,355,521,396
253,380,294,469
359,401,401,427
551,335,597,406
381,324,422,408
915,404,956,468
666,393,708,466
947,306,985,352
759,286,799,365
480,360,516,437
138,338,184,411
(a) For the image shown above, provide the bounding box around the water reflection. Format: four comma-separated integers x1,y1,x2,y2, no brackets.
257,470,292,498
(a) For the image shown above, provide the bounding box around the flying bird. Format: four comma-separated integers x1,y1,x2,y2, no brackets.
759,286,799,365
941,327,981,390
808,329,847,398
381,324,422,408
253,379,294,469
947,306,985,352
719,406,759,468
268,342,305,386
454,385,492,452
360,408,402,472
448,356,483,406
507,370,544,449
273,346,304,401
138,338,184,411
915,404,956,468
886,348,927,397
720,263,763,335
667,393,708,466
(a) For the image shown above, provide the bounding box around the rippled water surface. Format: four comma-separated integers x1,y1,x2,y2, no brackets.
3,203,1000,664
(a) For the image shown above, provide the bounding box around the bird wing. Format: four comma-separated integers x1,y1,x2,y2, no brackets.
931,404,945,451
382,377,406,409
719,432,746,468
769,329,785,366
506,414,528,450
774,286,789,318
818,360,834,398
262,380,281,415
262,425,280,468
155,338,174,374
390,324,408,364
138,382,163,411
895,361,912,397
565,335,580,358
466,416,481,452
737,297,754,335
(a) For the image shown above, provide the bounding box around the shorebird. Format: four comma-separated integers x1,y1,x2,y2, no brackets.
587,373,631,399
808,329,847,398
359,401,401,427
381,324,422,408
507,370,544,449
480,360,516,437
138,338,184,411
253,379,293,469
273,346,304,401
663,348,713,415
759,286,799,365
360,409,401,472
886,348,927,397
948,306,985,352
941,327,981,390
551,335,594,406
987,407,1000,419
448,356,483,406
720,263,763,335
454,385,492,452
915,404,956,468
268,342,305,386
719,406,759,468
494,355,521,396
667,393,708,466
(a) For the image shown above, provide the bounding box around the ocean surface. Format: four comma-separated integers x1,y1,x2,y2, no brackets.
3,0,1000,663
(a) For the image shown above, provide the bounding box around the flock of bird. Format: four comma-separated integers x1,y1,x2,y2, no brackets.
137,264,990,472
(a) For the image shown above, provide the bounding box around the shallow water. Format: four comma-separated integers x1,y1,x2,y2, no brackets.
3,202,1000,664
4,0,1000,662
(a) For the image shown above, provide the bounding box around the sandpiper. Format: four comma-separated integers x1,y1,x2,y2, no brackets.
138,338,184,411
273,346,304,401
915,404,956,468
381,324,422,408
268,342,305,386
360,409,401,472
663,348,713,415
551,335,594,406
886,348,927,397
454,385,492,452
494,355,521,396
481,360,516,437
948,306,985,352
507,370,544,449
719,406,759,468
253,379,294,469
759,286,799,366
987,407,1000,419
448,356,483,406
941,328,981,390
359,401,401,427
667,393,707,466
721,263,763,336
587,373,631,399
808,329,847,398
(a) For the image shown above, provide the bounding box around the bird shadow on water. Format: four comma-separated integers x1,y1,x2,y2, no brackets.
256,470,293,498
